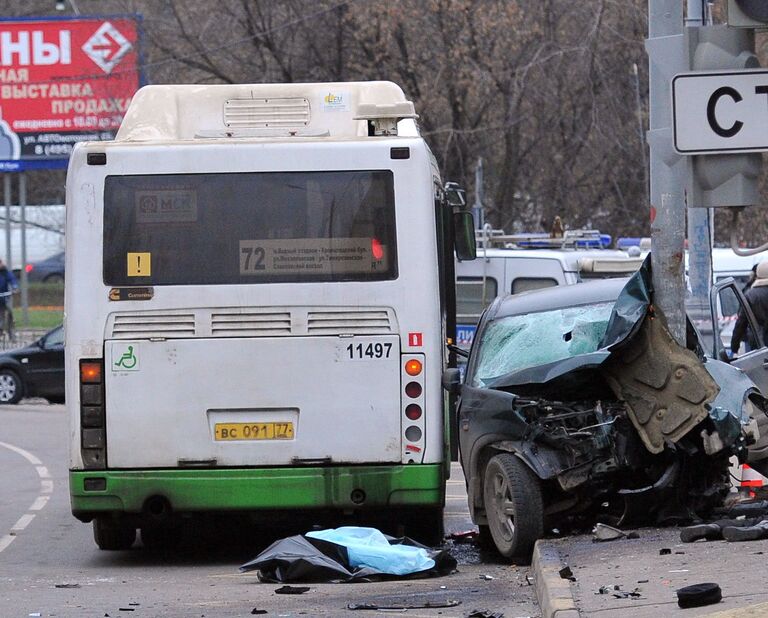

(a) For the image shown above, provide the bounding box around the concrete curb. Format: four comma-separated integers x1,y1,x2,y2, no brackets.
532,540,579,618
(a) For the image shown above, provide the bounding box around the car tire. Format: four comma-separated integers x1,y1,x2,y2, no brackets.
483,453,543,563
0,369,23,404
93,519,136,551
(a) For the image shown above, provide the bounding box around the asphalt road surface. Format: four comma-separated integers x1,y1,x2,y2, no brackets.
0,402,539,617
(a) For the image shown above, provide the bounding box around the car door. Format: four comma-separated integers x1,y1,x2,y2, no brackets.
22,326,64,398
710,278,768,391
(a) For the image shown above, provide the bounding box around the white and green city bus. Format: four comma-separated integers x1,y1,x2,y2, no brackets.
65,81,475,549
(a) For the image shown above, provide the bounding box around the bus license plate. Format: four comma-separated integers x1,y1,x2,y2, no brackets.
214,422,294,441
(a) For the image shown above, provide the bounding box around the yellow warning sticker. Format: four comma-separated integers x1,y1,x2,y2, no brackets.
127,252,151,277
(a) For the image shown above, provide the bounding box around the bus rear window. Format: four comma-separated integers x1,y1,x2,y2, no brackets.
103,170,397,285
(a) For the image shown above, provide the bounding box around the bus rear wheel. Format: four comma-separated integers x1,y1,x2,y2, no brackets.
405,507,445,547
93,518,136,551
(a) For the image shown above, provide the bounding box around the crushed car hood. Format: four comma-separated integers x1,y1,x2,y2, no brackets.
483,257,748,454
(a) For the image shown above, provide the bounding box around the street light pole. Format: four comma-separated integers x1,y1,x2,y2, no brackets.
646,0,688,344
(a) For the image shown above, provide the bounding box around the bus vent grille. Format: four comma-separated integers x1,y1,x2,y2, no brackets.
307,310,393,334
211,311,292,336
224,97,310,128
111,314,196,338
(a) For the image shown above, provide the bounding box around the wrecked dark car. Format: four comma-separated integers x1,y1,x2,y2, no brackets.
443,259,767,563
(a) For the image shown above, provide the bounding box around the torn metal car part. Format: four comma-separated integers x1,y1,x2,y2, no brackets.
602,313,718,454
347,600,461,610
593,523,638,542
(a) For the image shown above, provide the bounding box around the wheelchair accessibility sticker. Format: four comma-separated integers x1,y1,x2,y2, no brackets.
112,343,139,371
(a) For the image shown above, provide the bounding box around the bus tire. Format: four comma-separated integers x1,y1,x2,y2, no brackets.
93,518,136,551
407,507,445,547
482,453,543,564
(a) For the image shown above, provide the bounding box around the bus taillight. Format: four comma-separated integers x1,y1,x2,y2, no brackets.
401,353,426,463
405,359,422,376
79,359,106,470
80,361,102,383
405,404,422,420
405,381,422,398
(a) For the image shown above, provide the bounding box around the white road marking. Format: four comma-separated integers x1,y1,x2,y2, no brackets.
0,534,15,553
10,513,35,532
29,496,49,511
0,441,53,554
0,441,42,466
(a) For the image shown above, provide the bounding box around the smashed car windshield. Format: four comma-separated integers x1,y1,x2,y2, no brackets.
471,301,616,387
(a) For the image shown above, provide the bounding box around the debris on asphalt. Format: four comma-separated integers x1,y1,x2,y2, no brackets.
447,529,479,543
558,566,575,581
637,579,649,583
676,582,722,609
480,574,495,580
596,584,642,599
275,585,310,595
592,523,639,542
251,610,268,616
466,610,504,618
659,548,671,555
347,600,461,610
54,583,81,588
240,526,456,583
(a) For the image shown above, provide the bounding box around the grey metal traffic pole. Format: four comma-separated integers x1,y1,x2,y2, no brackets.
19,172,28,325
2,174,10,269
685,0,714,330
646,0,688,344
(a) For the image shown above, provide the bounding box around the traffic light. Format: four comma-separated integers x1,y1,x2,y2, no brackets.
728,1,768,27
686,25,762,207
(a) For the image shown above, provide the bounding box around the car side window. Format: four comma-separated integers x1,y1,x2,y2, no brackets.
457,277,498,325
511,277,558,294
44,327,64,348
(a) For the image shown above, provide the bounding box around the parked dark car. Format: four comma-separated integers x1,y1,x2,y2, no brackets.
0,325,64,404
444,259,768,563
25,251,65,283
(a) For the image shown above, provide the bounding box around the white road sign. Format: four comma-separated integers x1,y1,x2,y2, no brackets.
673,69,768,154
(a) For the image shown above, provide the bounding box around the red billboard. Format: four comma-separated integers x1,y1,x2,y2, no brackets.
0,15,142,171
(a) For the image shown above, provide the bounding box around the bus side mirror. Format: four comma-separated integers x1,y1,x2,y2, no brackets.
444,182,467,208
442,368,462,395
454,211,476,261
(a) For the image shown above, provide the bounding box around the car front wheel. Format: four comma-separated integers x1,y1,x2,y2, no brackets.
0,369,23,404
483,453,543,563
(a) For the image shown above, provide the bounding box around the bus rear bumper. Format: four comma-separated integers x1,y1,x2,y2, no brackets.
70,464,445,521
